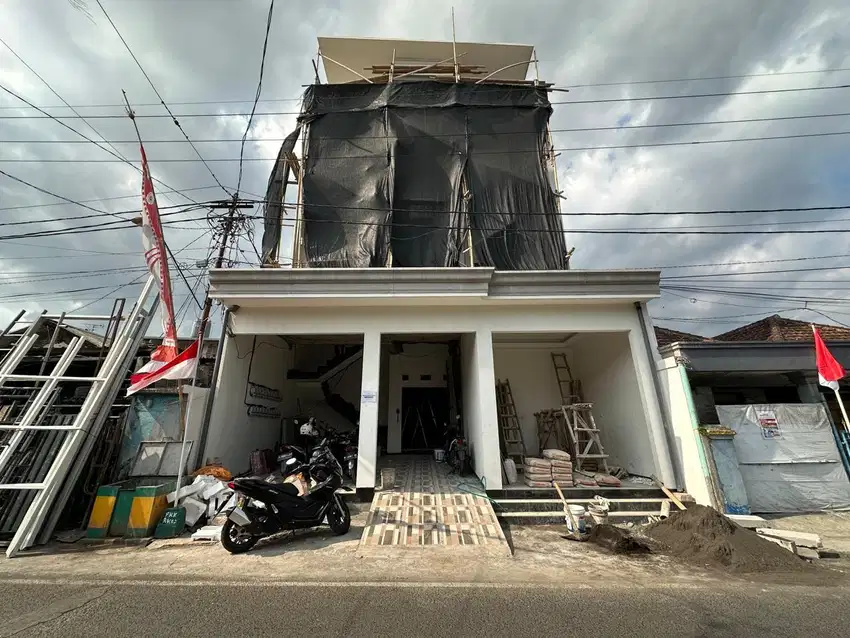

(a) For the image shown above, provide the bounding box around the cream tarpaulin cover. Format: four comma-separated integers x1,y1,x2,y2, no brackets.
716,404,850,513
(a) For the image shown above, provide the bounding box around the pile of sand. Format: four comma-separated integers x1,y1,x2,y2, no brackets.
644,504,807,572
588,524,651,555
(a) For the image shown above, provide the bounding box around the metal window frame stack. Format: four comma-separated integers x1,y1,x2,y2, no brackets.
0,277,157,557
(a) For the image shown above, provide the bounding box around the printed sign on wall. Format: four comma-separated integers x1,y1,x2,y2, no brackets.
756,408,781,439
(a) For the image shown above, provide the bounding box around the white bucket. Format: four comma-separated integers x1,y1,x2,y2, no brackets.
565,504,586,534
434,448,446,462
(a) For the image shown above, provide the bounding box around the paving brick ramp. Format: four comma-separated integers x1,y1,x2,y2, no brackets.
358,457,509,554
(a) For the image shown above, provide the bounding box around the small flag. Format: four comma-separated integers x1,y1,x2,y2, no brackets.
128,339,199,396
813,326,845,391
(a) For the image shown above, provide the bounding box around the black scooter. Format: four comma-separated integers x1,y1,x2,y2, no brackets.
221,442,351,554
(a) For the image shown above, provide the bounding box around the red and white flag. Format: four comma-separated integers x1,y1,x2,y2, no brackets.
128,339,199,396
127,143,195,396
813,326,845,392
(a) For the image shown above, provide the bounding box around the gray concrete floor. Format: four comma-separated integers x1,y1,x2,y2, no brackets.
0,581,849,637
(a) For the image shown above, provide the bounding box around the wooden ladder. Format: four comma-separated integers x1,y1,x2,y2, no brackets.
551,352,582,405
562,403,610,474
496,380,527,469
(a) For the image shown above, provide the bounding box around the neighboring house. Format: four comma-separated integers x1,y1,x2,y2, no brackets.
200,36,680,500
656,315,850,513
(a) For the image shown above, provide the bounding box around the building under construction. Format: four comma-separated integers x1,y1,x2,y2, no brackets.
207,36,678,513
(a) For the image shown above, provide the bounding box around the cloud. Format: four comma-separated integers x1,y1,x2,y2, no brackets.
1,0,850,336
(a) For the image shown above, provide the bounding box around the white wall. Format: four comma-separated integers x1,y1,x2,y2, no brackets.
492,346,573,457
205,335,290,473
387,343,449,453
461,331,502,489
657,357,714,505
570,332,658,477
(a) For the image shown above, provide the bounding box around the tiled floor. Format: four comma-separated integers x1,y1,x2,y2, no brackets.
358,456,509,551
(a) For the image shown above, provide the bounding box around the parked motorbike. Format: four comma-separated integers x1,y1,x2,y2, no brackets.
286,417,358,483
443,415,469,476
221,439,352,554
329,425,358,484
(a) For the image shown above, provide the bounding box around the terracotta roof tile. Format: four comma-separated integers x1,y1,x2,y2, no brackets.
713,315,850,342
654,326,706,348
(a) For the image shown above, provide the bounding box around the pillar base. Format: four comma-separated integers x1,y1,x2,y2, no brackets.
356,487,375,503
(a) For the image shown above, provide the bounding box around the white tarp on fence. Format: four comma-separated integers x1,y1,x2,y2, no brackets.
716,404,850,513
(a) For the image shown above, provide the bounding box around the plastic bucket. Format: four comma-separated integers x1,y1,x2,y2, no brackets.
565,504,586,534
434,448,446,462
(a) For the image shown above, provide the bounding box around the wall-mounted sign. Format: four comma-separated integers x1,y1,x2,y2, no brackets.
361,390,377,405
757,409,781,439
247,404,282,419
247,382,281,403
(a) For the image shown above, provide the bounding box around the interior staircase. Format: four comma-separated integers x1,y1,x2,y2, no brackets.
288,345,363,427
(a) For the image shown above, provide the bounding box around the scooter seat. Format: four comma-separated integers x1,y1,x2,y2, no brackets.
264,482,301,497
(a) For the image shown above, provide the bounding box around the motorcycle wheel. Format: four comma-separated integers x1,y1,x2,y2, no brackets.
347,460,357,484
327,498,351,536
220,519,258,554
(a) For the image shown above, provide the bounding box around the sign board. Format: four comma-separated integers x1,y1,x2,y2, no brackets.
756,409,781,439
154,507,185,538
361,390,377,405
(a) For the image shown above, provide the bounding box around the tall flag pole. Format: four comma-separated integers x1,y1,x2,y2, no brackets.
813,325,849,432
123,91,198,396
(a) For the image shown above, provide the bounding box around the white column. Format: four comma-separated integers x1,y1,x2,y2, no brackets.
472,330,503,490
356,331,381,493
628,328,677,486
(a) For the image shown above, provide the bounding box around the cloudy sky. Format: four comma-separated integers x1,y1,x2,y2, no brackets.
2,0,850,339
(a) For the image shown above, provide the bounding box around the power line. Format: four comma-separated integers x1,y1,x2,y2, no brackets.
0,35,130,177
562,66,850,89
10,206,850,242
94,0,233,198
51,230,213,312
663,265,850,280
0,185,222,213
661,284,850,306
4,82,848,120
236,0,275,196
4,65,847,111
8,110,850,144
7,128,848,163
0,83,208,212
644,252,850,270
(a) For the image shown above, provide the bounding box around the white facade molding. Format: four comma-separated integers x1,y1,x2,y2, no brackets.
208,267,660,307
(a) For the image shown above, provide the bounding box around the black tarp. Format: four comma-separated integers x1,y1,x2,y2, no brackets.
261,124,301,264
262,81,567,269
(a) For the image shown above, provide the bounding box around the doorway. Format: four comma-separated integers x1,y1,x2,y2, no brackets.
401,387,450,452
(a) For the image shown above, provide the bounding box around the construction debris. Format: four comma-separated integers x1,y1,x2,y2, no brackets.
755,528,823,549
726,514,772,529
167,474,235,531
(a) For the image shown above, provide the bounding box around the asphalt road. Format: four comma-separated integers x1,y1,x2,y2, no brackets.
0,580,846,637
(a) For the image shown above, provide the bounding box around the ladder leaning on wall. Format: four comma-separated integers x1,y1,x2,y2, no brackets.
495,379,527,471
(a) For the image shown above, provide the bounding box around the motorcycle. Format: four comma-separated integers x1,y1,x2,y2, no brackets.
221,439,352,554
330,425,358,484
444,415,469,476
287,417,358,484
